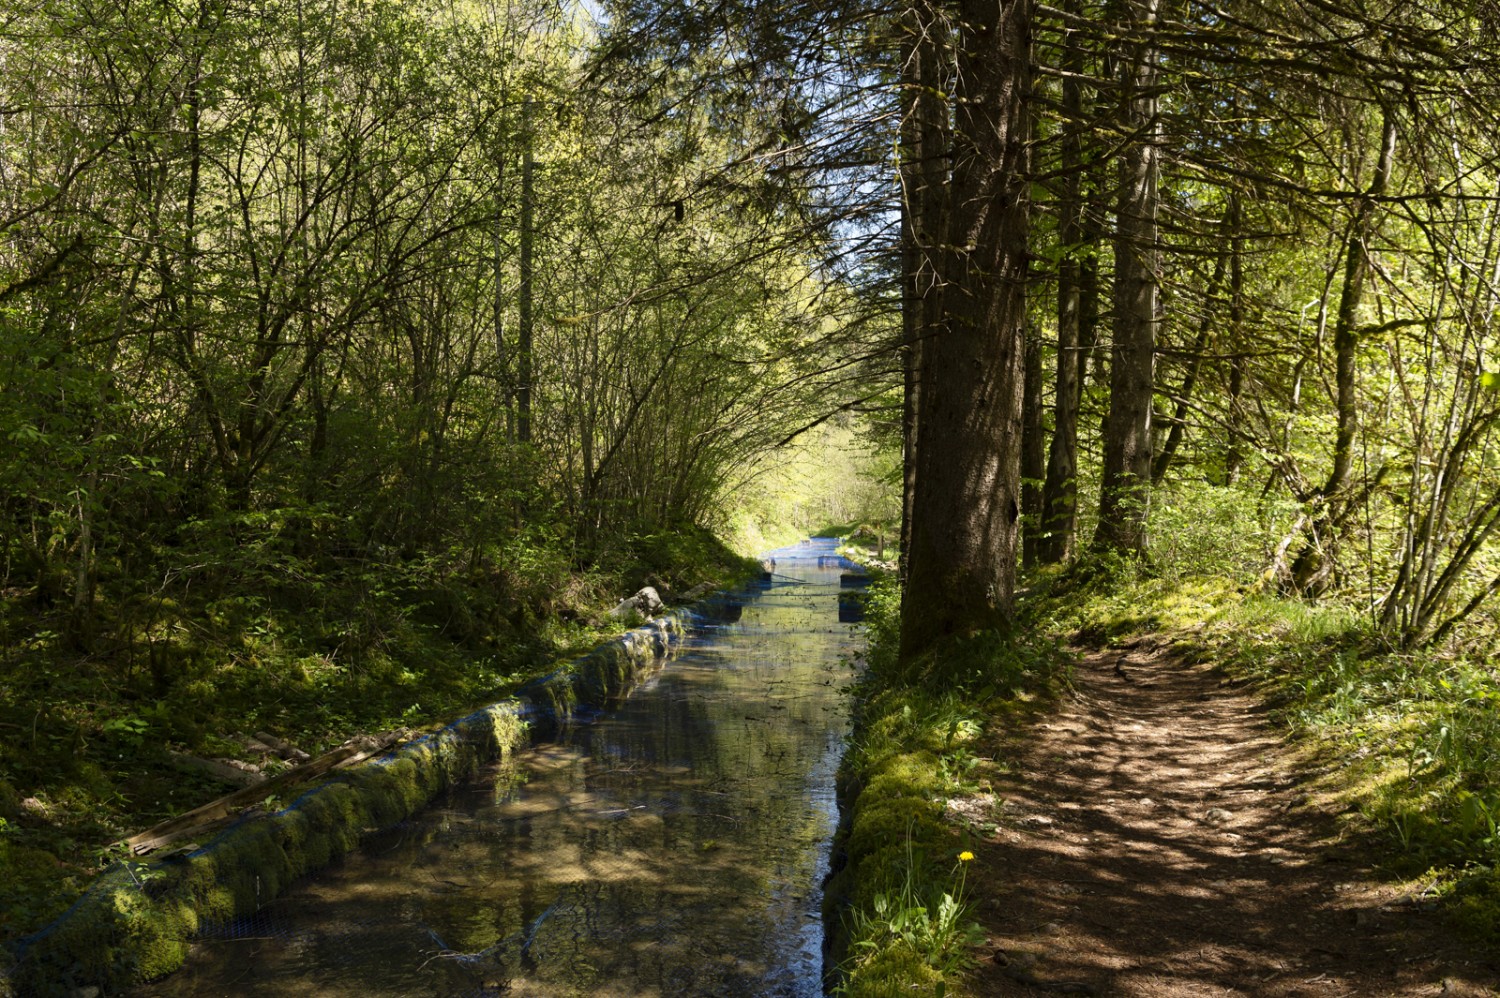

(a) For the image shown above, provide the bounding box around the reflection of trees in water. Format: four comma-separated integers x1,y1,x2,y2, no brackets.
159,572,854,996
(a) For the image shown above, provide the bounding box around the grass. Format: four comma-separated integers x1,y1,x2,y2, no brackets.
0,520,760,953
825,576,1069,996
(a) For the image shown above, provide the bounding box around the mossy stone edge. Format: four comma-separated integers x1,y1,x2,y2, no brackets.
7,613,686,997
821,688,958,997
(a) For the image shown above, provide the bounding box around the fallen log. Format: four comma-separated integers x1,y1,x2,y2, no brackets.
254,729,312,763
124,729,413,857
165,753,265,788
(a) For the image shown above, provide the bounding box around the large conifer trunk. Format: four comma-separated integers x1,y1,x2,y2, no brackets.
899,0,1031,661
898,1,949,584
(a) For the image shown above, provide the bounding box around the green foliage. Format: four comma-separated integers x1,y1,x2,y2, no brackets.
844,835,985,987
826,575,1066,996
720,424,901,557
0,515,747,955
0,4,881,962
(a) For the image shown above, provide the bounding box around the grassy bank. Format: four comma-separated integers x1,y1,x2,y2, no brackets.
828,542,1500,993
824,578,1067,996
0,520,759,953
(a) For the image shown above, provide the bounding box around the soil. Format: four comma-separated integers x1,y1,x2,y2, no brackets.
958,638,1500,998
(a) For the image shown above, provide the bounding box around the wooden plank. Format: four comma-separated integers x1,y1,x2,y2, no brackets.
123,730,412,857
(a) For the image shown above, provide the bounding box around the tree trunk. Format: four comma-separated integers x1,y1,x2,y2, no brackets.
1022,329,1046,568
1287,107,1397,594
1094,0,1160,557
899,0,1031,662
1324,108,1398,502
1223,199,1247,485
1152,208,1233,484
517,101,536,445
1036,0,1087,565
898,1,948,584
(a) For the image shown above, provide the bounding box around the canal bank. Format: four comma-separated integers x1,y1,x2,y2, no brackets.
13,540,864,996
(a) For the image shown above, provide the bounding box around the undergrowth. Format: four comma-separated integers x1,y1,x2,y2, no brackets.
1024,484,1500,944
826,576,1068,997
0,517,757,949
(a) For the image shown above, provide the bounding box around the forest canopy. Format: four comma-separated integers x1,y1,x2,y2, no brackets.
8,0,1500,978
8,0,1500,742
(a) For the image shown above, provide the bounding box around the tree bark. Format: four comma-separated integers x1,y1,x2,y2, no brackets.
1036,0,1088,565
1223,197,1247,485
898,1,949,584
900,0,1031,662
1022,329,1046,568
517,101,536,445
1094,0,1160,557
1287,107,1397,594
1152,211,1233,485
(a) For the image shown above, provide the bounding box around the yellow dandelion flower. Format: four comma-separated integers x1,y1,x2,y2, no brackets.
958,850,975,862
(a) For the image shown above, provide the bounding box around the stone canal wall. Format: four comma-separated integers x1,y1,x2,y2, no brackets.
9,614,688,997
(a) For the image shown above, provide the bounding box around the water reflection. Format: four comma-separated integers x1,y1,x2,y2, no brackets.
149,545,859,997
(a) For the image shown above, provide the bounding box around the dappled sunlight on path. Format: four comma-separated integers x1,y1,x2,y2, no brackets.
958,639,1500,997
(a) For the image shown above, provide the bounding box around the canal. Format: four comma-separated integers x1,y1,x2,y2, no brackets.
146,539,862,996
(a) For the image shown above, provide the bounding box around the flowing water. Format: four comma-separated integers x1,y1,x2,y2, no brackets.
147,541,863,997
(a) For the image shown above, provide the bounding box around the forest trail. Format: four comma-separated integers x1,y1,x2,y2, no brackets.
961,639,1500,998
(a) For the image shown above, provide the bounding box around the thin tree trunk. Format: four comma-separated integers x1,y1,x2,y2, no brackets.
1223,204,1247,485
1037,0,1087,565
494,127,511,440
1152,215,1232,484
1288,107,1397,593
1324,109,1398,501
1022,329,1047,568
1094,0,1160,556
517,101,535,445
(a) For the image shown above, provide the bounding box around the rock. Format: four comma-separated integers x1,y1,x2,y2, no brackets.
0,777,21,822
1203,807,1234,824
993,949,1038,970
254,730,312,763
609,586,665,621
681,582,714,602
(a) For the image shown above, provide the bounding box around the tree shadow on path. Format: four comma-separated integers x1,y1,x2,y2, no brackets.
958,639,1500,997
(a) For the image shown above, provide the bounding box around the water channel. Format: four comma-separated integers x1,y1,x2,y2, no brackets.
146,540,863,997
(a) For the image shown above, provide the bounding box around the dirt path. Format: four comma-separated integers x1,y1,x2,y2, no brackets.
959,638,1500,998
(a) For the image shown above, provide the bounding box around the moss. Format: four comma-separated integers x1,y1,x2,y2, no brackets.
844,796,944,869
1448,869,1500,942
826,604,1062,997
841,940,944,998
118,890,191,982
12,619,676,995
827,704,972,993
517,614,685,740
